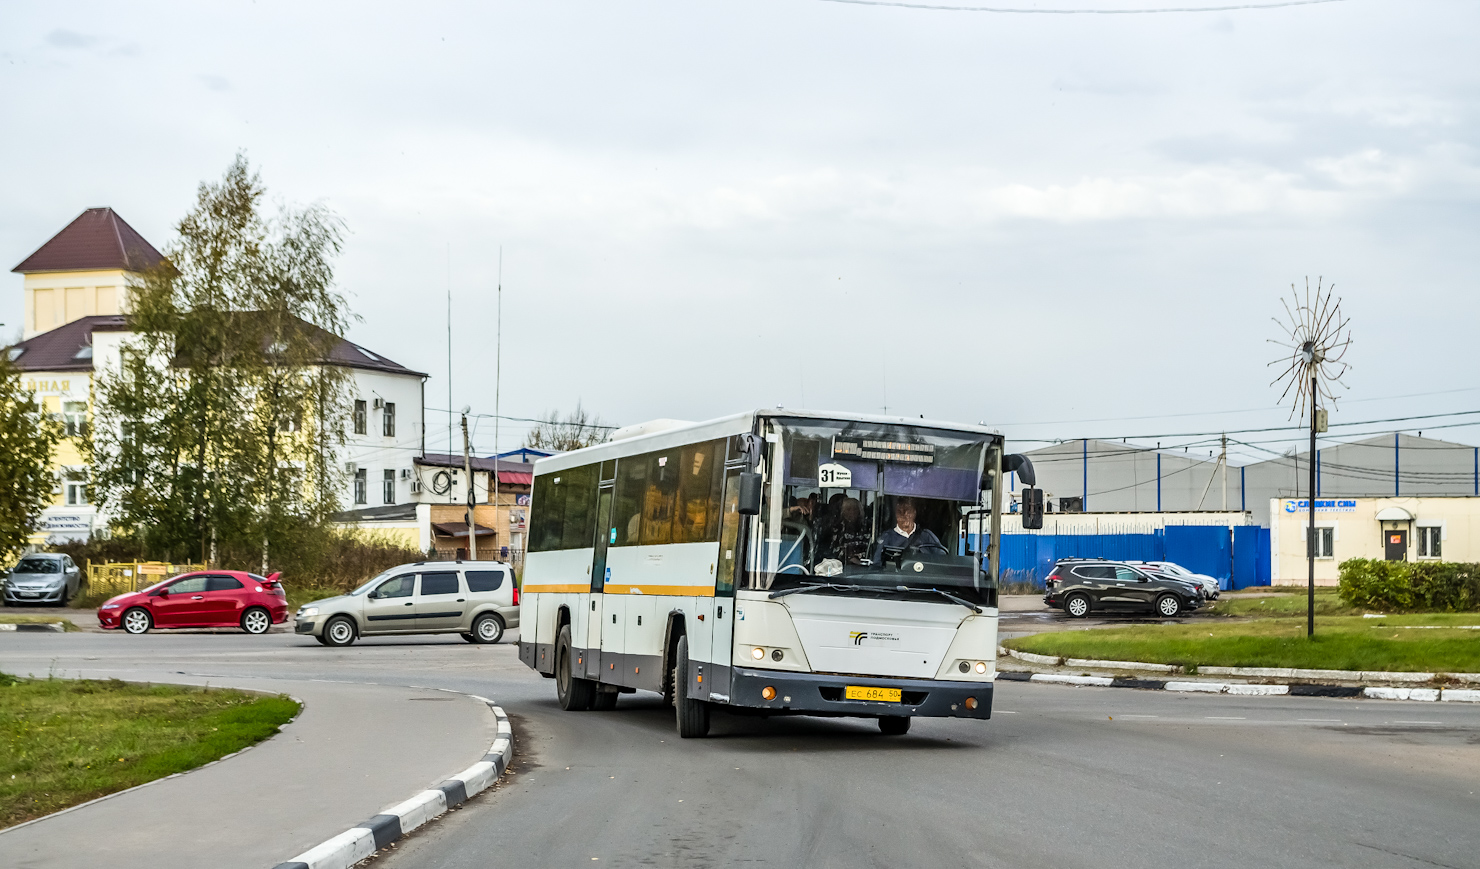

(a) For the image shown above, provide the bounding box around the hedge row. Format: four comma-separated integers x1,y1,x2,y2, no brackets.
1338,558,1480,612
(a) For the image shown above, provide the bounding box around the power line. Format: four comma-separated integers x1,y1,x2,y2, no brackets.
818,0,1346,13
998,386,1480,430
1012,409,1480,444
426,407,621,430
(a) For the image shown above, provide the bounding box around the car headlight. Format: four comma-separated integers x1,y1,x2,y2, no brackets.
101,604,121,610
299,607,319,618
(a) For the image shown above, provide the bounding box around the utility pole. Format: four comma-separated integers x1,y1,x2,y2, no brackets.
1307,376,1317,638
462,408,477,561
493,247,502,563
1221,433,1228,512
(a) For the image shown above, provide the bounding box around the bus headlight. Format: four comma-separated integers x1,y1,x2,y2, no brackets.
958,661,970,673
751,647,765,660
974,662,987,674
771,649,784,662
761,686,777,700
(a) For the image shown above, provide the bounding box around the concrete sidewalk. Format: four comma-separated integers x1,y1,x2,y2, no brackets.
0,670,500,869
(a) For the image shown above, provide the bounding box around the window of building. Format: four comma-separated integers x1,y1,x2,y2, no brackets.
383,469,396,505
354,468,368,504
64,467,88,506
383,402,396,437
62,401,87,438
1306,526,1334,559
1419,526,1442,559
353,400,367,435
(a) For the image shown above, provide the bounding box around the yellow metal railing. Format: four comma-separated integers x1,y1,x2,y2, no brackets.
87,562,206,598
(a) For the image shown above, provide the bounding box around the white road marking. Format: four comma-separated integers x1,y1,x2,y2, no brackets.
1205,716,1246,720
1392,720,1443,725
1298,719,1341,723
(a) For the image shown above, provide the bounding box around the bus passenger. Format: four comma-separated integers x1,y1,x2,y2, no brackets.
824,497,871,565
878,496,947,555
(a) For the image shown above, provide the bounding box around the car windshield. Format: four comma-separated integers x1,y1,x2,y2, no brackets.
746,418,998,606
14,558,60,574
349,570,397,596
138,574,190,594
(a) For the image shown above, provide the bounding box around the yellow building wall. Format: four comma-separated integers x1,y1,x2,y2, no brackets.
23,269,132,336
20,371,92,511
1272,497,1480,586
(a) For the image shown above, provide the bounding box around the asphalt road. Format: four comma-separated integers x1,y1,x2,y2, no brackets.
3,627,1477,869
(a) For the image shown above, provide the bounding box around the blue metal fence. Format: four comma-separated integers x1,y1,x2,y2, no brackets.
979,525,1272,590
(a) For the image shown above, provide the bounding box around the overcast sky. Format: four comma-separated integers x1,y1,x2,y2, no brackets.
3,0,1477,461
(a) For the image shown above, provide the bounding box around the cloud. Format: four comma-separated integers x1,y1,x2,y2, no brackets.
197,74,231,92
44,29,96,50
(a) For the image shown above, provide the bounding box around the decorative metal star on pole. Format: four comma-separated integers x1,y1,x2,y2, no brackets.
1268,277,1352,638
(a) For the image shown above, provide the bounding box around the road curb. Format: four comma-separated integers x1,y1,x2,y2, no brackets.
998,646,1480,686
271,695,513,869
0,622,67,632
997,670,1480,702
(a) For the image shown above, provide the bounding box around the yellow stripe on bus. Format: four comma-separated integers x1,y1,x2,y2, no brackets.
521,584,716,597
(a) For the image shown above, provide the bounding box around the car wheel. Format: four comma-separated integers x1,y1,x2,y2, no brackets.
241,607,272,635
592,691,618,711
471,613,505,644
315,634,332,646
673,634,710,738
122,607,152,635
1156,594,1182,618
323,615,358,647
1064,594,1091,619
556,625,595,711
879,716,911,735
460,632,478,643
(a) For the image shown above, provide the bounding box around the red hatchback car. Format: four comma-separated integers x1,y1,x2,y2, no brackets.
98,571,290,635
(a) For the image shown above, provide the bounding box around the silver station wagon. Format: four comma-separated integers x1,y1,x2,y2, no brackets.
294,561,520,647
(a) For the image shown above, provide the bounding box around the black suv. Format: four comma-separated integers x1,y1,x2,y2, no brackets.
1044,559,1203,618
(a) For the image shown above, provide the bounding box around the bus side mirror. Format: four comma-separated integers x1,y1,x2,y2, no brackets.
1021,487,1045,530
1003,454,1037,487
738,472,763,515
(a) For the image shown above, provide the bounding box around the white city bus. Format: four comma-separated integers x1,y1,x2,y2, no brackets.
517,409,1041,737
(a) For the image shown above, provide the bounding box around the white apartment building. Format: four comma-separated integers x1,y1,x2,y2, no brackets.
8,207,428,543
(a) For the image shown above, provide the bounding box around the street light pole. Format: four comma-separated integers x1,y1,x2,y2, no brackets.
1308,374,1316,638
462,409,476,561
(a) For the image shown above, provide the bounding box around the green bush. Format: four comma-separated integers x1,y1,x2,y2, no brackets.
1339,558,1480,612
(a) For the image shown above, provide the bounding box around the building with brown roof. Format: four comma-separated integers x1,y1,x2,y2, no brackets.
12,208,164,339
7,209,432,546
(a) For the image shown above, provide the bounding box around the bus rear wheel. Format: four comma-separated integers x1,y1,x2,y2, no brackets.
673,635,710,738
556,625,596,711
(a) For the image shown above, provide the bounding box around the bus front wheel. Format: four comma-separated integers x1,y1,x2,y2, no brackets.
556,625,596,711
673,635,711,738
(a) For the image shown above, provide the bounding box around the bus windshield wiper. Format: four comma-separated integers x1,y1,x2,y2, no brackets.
768,583,869,600
893,585,982,613
769,582,982,613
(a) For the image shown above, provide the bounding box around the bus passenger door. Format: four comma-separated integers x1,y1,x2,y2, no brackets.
587,485,614,680
710,467,744,698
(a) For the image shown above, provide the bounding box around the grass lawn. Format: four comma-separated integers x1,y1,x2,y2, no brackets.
0,615,79,631
0,673,299,828
1209,588,1359,618
1004,614,1480,674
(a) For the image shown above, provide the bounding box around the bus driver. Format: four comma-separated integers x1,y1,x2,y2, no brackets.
877,496,948,556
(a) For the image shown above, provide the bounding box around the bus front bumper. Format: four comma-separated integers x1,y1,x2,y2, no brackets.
725,666,993,719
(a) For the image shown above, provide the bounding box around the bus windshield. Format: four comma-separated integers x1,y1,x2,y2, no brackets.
747,418,999,606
